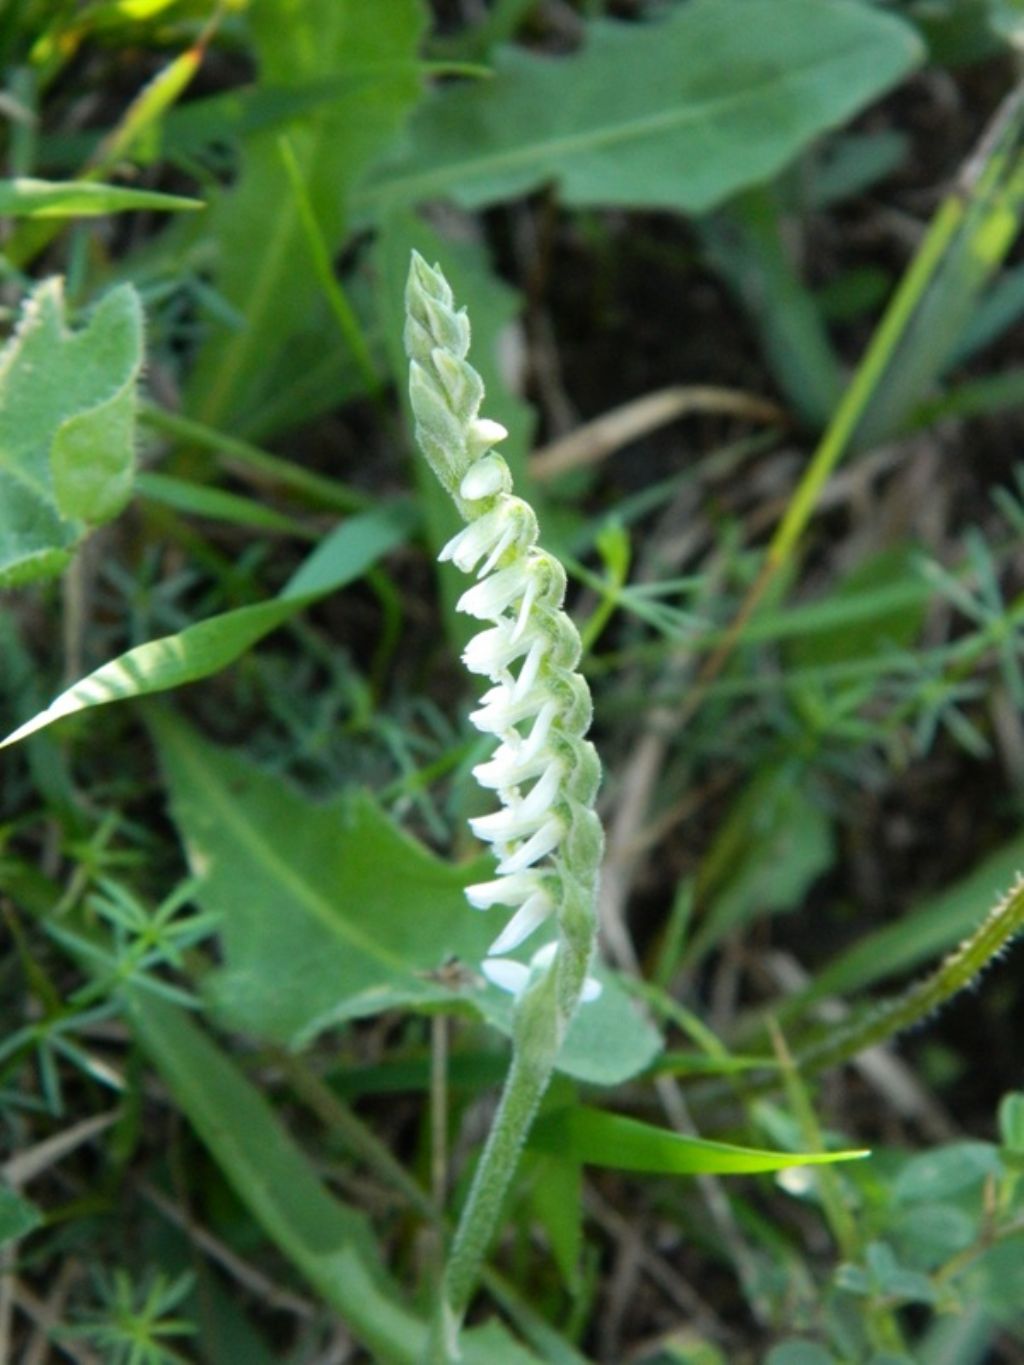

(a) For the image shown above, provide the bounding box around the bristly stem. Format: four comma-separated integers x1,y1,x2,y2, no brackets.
797,873,1024,1076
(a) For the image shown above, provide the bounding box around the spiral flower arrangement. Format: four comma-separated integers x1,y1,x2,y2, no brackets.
404,251,603,1005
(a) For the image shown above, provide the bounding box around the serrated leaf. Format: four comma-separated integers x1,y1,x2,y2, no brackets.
153,715,660,1084
0,177,202,216
358,0,922,218
530,1106,867,1176
0,278,143,586
0,502,415,749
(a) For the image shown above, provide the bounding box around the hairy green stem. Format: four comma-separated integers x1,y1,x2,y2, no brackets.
405,250,603,1360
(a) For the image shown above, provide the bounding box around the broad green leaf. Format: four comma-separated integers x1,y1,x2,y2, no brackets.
861,1242,938,1307
692,766,835,956
0,278,143,586
128,962,553,1365
185,0,426,433
125,990,423,1364
0,1186,42,1248
699,185,841,428
357,0,922,218
0,502,415,749
894,1143,1003,1204
963,1240,1024,1320
766,1345,838,1365
153,715,661,1084
0,177,203,216
893,1204,977,1270
529,1106,868,1175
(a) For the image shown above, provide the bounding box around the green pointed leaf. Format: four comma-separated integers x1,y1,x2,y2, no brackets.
153,715,660,1084
358,0,922,218
185,0,426,433
0,1186,42,1248
125,990,424,1363
529,1106,868,1176
0,177,203,216
0,502,415,749
0,278,143,586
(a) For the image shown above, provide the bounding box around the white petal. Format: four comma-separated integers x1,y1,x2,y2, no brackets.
517,760,563,821
531,941,559,971
473,741,550,791
460,454,506,501
465,872,542,909
457,564,529,621
469,804,538,844
511,573,539,641
478,522,518,577
512,637,547,702
497,817,564,874
521,700,558,762
488,892,554,954
481,958,529,996
439,507,506,573
470,687,537,734
462,624,525,679
466,418,509,459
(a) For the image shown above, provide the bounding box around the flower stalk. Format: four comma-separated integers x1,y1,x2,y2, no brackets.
405,251,604,1359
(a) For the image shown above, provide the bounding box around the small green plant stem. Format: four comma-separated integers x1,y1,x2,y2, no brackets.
765,198,965,570
797,874,1024,1076
427,921,592,1362
933,1212,1024,1288
768,1020,910,1354
692,875,1024,1118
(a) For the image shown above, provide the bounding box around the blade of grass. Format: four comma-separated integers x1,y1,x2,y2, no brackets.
0,178,203,216
276,133,382,399
680,81,1024,720
139,402,371,513
529,1105,867,1175
5,17,217,268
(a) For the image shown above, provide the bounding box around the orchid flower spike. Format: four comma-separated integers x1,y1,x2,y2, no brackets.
405,251,603,1001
